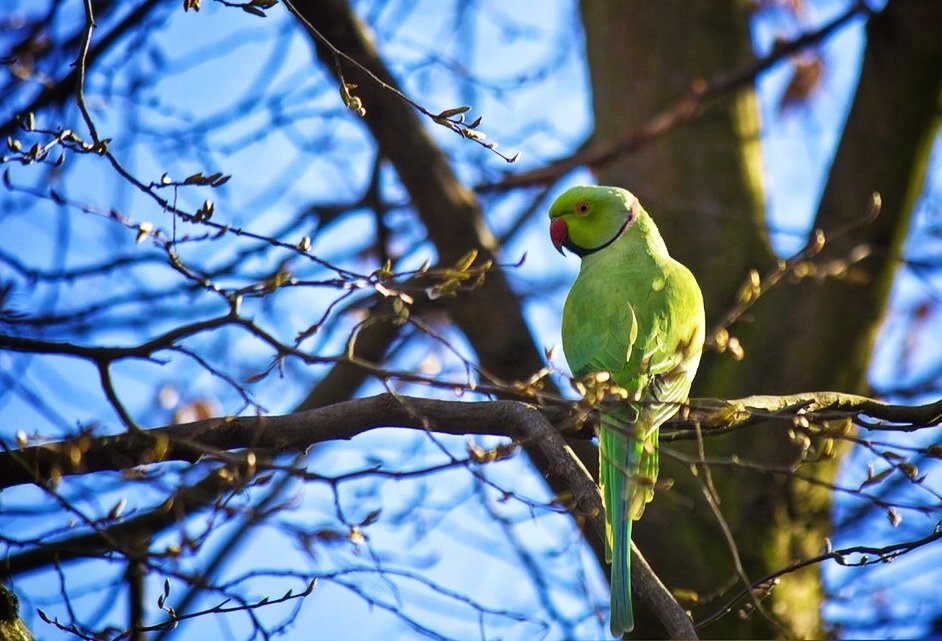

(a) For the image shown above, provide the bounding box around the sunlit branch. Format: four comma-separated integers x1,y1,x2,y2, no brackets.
668,392,942,437
663,446,939,516
7,388,937,633
706,192,881,355
3,391,940,489
0,583,32,641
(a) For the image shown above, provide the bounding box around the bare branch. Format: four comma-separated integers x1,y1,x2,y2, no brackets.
6,388,939,636
288,0,551,388
75,0,100,144
698,525,942,630
280,0,518,162
0,0,166,138
1,465,240,576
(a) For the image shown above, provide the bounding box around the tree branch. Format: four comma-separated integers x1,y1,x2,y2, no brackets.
1,394,698,638
669,392,942,438
0,0,165,138
698,526,942,630
4,392,940,489
1,465,241,577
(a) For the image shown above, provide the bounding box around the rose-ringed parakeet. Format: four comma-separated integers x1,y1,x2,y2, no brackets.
549,185,705,635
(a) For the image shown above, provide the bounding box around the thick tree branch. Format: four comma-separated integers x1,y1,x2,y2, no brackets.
669,392,942,438
4,392,939,490
1,394,696,638
0,396,565,489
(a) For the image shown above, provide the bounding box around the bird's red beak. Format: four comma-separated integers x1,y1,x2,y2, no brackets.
550,217,568,255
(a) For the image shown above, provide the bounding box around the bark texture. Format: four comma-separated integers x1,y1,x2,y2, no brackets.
580,0,942,637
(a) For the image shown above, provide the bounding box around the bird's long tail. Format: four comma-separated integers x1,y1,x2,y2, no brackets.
600,407,659,637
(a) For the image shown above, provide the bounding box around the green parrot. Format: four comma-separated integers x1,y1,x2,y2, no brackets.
549,185,705,636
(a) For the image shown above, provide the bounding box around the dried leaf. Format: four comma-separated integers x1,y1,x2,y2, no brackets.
887,508,902,527
779,56,823,112
860,466,892,489
242,4,267,17
360,509,382,527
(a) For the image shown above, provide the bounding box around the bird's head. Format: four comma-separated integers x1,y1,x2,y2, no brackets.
548,185,640,257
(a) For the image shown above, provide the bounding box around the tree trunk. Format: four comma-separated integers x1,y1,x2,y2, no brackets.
580,0,942,637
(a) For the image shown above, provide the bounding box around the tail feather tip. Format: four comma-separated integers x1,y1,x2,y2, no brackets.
610,603,634,636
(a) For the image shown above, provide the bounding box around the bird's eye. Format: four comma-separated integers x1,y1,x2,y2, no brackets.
575,201,591,216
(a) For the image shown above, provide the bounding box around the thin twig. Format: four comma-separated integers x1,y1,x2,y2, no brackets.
692,420,789,636
76,0,100,143
280,0,518,162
